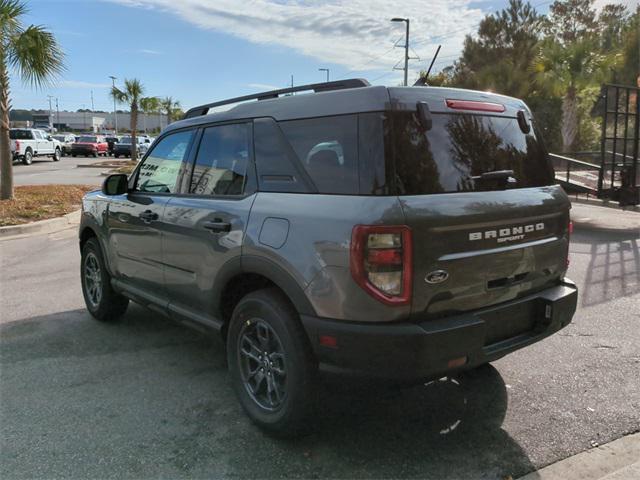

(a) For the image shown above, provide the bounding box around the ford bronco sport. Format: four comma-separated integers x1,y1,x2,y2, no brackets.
79,79,578,434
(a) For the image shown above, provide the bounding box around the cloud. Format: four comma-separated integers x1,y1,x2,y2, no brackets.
60,80,111,89
137,48,163,55
107,0,485,77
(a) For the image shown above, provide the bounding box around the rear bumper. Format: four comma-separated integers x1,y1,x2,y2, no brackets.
300,279,577,381
71,147,97,155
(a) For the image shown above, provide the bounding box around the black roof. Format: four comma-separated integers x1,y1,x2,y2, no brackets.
166,79,528,134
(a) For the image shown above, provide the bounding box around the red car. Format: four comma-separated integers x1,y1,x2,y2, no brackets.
70,135,109,157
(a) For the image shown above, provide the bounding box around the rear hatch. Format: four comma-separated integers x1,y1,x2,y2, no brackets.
386,89,570,318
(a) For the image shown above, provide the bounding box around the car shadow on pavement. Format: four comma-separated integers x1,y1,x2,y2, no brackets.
0,305,538,480
572,230,639,307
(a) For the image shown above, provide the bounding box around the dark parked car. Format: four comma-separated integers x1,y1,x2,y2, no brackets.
70,135,109,157
113,136,150,158
79,79,577,435
105,136,119,156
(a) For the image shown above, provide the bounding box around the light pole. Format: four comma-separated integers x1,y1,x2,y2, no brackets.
391,17,410,86
319,68,330,82
109,75,117,134
55,97,59,130
46,95,54,131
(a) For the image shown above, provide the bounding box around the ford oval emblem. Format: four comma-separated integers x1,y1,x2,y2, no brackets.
425,270,449,284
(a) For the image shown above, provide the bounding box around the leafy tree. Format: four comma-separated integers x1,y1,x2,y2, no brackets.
614,6,639,86
598,4,630,51
160,96,181,125
0,0,64,200
544,0,598,44
111,79,144,161
451,0,543,98
140,96,160,133
533,38,616,152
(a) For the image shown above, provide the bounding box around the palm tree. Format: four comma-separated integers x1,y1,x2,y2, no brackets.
140,96,160,134
111,79,144,161
533,38,617,152
0,0,64,200
160,96,181,125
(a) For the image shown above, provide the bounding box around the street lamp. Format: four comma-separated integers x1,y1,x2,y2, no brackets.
109,75,117,134
319,68,330,82
391,17,410,87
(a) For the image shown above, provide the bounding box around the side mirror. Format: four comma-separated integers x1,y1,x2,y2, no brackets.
102,174,128,196
47,135,53,141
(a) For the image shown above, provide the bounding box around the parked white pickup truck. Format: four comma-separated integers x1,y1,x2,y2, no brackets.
10,128,62,165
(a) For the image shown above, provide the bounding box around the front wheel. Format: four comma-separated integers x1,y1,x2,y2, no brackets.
227,288,316,436
81,238,129,322
52,148,61,161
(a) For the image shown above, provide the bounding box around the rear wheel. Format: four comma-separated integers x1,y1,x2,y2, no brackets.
114,154,119,158
81,238,129,322
227,288,316,436
52,148,61,161
22,149,33,165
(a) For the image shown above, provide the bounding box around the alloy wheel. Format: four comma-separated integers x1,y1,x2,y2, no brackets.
237,318,287,411
84,252,102,308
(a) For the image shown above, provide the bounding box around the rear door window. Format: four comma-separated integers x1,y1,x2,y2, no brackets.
189,123,251,196
389,112,554,195
279,115,358,194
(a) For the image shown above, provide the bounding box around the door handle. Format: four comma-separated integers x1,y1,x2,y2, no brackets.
202,220,231,233
139,210,158,223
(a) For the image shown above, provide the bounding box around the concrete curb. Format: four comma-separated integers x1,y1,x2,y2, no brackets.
570,197,640,213
0,209,80,239
518,433,640,480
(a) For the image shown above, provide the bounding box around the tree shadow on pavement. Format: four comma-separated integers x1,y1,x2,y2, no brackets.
571,230,639,307
0,305,538,480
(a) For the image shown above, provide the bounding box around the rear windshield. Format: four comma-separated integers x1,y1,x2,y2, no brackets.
10,130,33,140
120,137,132,144
388,112,554,195
78,136,97,143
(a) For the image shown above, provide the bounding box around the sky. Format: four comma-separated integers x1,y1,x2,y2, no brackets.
11,0,637,113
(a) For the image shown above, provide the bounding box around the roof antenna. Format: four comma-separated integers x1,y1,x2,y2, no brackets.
414,45,441,86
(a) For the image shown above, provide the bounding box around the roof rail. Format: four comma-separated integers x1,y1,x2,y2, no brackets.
183,78,371,119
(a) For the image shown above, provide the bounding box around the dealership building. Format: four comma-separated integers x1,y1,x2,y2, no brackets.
23,111,169,133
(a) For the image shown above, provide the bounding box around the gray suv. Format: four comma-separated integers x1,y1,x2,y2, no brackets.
79,79,578,434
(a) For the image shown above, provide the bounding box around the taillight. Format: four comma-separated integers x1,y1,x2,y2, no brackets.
15,140,20,151
350,225,412,306
446,99,505,113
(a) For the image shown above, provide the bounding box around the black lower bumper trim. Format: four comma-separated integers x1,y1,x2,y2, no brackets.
300,280,578,381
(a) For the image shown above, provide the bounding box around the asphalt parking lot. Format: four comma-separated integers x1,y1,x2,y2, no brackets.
12,155,108,186
1,221,638,479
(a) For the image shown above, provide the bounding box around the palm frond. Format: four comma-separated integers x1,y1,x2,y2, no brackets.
0,0,28,34
110,86,128,104
8,24,65,89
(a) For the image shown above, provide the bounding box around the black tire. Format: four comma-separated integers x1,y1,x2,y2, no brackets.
92,152,98,158
81,238,129,322
22,149,33,165
114,154,119,159
227,288,316,436
72,154,76,158
52,148,61,162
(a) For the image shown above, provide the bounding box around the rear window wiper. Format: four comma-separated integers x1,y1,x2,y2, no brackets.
472,169,515,181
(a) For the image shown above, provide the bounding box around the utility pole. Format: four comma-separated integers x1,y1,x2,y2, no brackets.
109,75,117,134
46,95,54,130
90,90,95,112
55,97,60,130
391,17,410,86
319,68,330,82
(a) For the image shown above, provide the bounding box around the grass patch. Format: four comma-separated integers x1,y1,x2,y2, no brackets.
0,184,95,227
109,162,137,175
